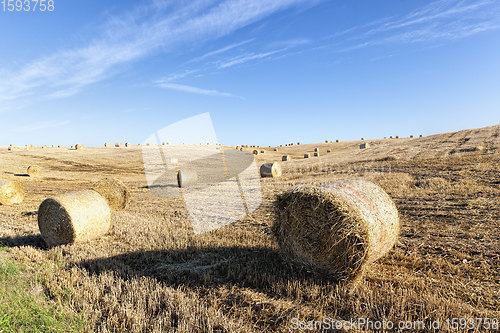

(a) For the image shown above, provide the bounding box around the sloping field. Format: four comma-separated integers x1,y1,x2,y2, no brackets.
1,125,499,332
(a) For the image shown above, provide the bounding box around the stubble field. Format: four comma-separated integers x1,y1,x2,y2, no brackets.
0,125,499,332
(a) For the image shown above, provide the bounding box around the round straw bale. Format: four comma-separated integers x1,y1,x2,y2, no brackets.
0,180,25,205
115,142,122,148
125,142,132,147
253,150,259,155
7,147,13,151
360,143,369,149
419,134,423,138
104,143,111,148
240,148,243,151
325,140,329,143
395,136,399,139
313,152,320,157
273,148,278,151
92,177,130,211
327,149,331,153
75,144,84,150
177,170,198,188
282,155,290,161
38,190,111,247
58,145,62,148
336,140,339,143
314,147,319,152
273,179,399,282
409,135,414,138
304,153,310,158
297,142,301,145
260,150,265,154
260,162,282,178
27,165,42,177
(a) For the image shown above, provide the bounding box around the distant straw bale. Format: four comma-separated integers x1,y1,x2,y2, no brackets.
282,155,290,161
75,144,84,150
27,165,42,177
105,143,111,148
92,177,130,211
260,162,282,178
260,150,265,154
314,147,319,152
177,170,198,188
360,143,369,149
273,179,400,282
38,190,111,247
304,153,310,158
313,152,320,157
253,150,259,155
0,180,25,205
115,142,122,148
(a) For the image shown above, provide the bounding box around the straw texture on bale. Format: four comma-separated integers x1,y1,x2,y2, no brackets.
92,177,130,211
27,165,42,177
273,179,399,282
260,162,282,178
0,180,25,205
282,155,290,161
177,170,198,188
38,190,111,247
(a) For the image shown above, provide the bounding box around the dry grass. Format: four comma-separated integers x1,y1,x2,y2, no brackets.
0,124,499,332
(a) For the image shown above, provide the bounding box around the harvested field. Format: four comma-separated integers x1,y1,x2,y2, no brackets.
0,125,499,332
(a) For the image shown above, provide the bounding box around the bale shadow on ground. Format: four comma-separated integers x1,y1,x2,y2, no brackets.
76,246,336,292
0,234,46,249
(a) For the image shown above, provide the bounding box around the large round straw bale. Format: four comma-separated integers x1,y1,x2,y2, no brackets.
0,180,25,205
273,179,399,282
304,153,310,158
38,190,111,247
282,155,290,161
104,143,111,148
92,177,130,211
177,170,198,188
115,142,122,148
27,165,42,177
360,143,369,149
313,152,320,157
75,144,84,150
260,162,282,178
260,150,265,154
314,147,319,152
125,142,132,147
253,150,259,155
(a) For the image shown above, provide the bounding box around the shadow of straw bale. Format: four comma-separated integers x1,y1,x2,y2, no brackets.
76,246,338,291
0,234,46,249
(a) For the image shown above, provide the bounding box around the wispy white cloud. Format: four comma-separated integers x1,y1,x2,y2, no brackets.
0,0,312,102
332,0,500,52
218,49,282,69
15,120,70,133
188,39,255,63
155,82,236,97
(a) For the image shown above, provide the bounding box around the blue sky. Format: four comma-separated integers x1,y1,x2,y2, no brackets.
0,0,499,146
